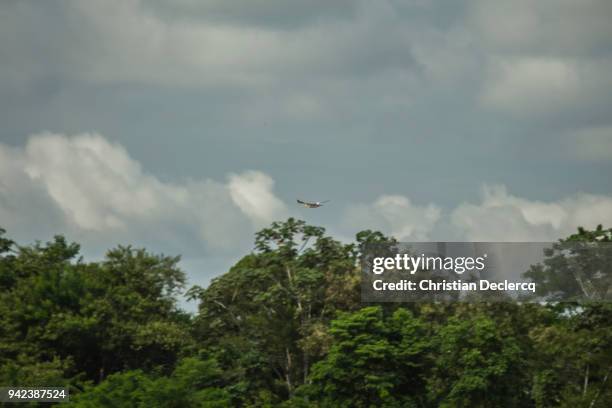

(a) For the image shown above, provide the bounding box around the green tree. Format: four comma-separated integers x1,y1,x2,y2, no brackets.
427,311,528,407
69,357,230,408
189,218,362,403
525,225,612,301
1,223,610,406
0,231,193,388
296,306,431,407
524,226,612,407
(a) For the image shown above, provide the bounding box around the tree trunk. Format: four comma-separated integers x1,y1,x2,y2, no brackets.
303,304,312,384
589,367,611,408
583,364,589,396
285,347,293,396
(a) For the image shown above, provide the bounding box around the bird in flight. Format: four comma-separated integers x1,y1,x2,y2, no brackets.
297,199,330,208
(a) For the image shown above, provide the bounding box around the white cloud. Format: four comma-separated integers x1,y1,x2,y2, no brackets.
343,195,441,240
23,133,160,230
2,133,611,261
228,170,287,227
0,143,67,238
341,185,612,242
451,185,612,241
0,132,287,253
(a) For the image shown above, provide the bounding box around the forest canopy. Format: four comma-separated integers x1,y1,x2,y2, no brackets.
0,221,610,407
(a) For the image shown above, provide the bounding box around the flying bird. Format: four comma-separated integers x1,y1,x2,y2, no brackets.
297,199,330,208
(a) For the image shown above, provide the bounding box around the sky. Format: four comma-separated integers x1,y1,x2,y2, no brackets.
1,0,611,310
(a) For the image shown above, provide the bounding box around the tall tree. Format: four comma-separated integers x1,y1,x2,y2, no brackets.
189,218,362,403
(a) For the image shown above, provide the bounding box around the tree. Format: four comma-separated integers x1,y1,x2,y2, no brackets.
297,306,431,407
0,231,193,388
0,223,610,406
189,218,362,403
427,311,528,407
524,225,612,301
525,226,612,407
69,357,230,408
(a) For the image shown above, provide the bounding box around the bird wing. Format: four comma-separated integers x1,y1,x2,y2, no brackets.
297,199,329,207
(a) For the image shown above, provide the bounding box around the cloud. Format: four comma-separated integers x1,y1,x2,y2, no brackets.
228,170,288,227
481,57,581,114
470,0,612,118
470,0,612,55
343,195,441,240
451,185,612,241
3,130,610,274
480,56,612,118
3,0,610,129
0,143,67,238
0,0,417,89
0,132,287,254
1,1,611,249
1,1,610,309
146,0,359,28
341,185,612,242
0,0,441,129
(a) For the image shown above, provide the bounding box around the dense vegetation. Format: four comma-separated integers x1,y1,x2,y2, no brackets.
0,220,610,407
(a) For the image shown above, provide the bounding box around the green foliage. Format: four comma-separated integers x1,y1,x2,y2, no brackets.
0,223,610,406
0,354,71,388
189,218,363,404
524,225,612,301
297,306,430,407
529,303,612,407
69,357,230,407
427,312,527,407
0,235,192,389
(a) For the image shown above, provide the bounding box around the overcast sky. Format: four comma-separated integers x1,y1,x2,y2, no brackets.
1,0,611,309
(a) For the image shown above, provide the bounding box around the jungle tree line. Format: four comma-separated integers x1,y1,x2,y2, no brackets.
0,222,610,407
